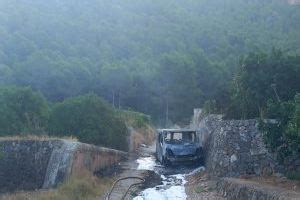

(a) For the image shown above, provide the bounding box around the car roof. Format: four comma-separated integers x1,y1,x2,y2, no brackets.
157,129,196,133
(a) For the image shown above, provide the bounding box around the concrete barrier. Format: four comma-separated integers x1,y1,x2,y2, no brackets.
0,139,127,193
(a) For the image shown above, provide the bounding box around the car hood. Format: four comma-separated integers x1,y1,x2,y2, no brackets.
166,143,198,156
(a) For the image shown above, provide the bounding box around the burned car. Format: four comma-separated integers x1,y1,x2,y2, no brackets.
156,129,203,166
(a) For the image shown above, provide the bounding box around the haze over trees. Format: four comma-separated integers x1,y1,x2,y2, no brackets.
0,0,299,125
0,0,299,155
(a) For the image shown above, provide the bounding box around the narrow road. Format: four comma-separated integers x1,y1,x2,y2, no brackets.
106,144,206,200
131,144,204,200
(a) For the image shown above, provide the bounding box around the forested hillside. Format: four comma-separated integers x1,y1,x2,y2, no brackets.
0,0,299,124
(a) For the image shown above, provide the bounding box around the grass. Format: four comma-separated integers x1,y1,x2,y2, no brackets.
0,174,113,200
117,109,151,128
194,185,205,193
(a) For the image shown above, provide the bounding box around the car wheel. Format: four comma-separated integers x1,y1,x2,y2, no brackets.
163,156,171,167
197,157,204,166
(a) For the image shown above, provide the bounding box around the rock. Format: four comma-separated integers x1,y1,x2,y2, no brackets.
230,154,237,163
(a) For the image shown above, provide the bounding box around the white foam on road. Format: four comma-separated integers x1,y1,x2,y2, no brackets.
135,156,189,199
133,174,187,200
136,156,156,171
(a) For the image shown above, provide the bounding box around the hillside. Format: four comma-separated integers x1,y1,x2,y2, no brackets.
0,0,299,124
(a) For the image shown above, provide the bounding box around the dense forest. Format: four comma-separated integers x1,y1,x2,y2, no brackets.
0,0,299,125
0,0,299,156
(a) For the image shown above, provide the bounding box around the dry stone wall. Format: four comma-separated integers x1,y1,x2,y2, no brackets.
192,110,281,177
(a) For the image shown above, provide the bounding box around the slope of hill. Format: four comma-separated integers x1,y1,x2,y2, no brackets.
0,0,299,123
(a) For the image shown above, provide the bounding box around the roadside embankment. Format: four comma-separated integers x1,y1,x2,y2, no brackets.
217,177,300,200
119,110,156,153
0,138,127,193
128,125,156,152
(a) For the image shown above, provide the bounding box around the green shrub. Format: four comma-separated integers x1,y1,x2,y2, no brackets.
286,171,300,181
260,93,300,162
0,86,49,136
118,110,151,128
202,99,218,115
194,185,205,193
48,94,128,151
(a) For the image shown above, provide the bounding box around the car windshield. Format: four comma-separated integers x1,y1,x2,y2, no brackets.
164,131,196,144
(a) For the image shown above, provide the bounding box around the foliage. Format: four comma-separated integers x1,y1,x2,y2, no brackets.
202,100,218,115
0,0,299,124
48,94,127,150
285,94,300,154
226,49,300,119
286,171,300,181
0,0,298,158
48,94,128,150
260,94,299,162
0,86,49,136
194,185,205,193
0,86,150,151
117,110,151,128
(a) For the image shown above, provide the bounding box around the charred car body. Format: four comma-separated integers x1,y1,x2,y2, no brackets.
156,129,203,166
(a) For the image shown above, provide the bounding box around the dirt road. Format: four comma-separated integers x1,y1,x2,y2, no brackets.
106,144,221,200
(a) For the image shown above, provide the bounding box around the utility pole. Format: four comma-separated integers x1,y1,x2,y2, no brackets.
112,90,115,107
271,84,281,102
166,98,169,127
118,92,121,109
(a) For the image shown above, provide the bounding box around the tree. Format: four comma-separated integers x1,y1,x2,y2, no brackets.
48,94,128,150
0,86,49,135
226,50,300,119
261,94,300,162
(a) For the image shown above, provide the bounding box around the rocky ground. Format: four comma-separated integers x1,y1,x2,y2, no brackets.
217,177,300,200
185,170,224,200
185,172,300,200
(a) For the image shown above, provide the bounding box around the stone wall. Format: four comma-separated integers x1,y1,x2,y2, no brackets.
71,143,127,176
0,140,58,192
192,111,280,177
0,139,127,193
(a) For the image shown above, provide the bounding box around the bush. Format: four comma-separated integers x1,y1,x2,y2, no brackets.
202,100,218,115
286,171,300,181
260,93,300,162
48,94,128,151
117,110,151,128
0,86,49,136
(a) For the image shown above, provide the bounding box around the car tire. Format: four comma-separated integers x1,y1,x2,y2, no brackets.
197,157,204,166
162,156,171,167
